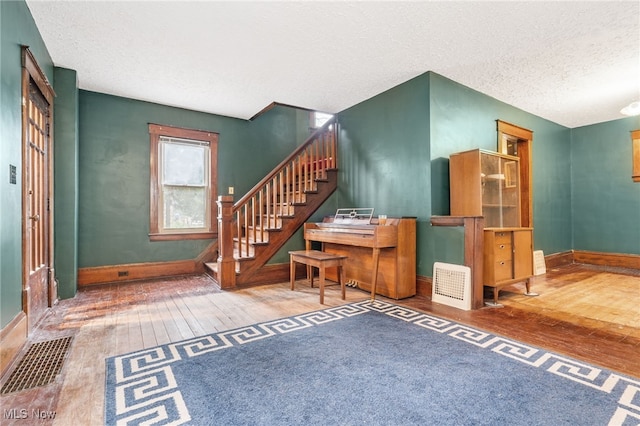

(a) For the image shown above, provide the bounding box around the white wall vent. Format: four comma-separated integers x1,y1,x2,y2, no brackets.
533,250,546,275
432,262,472,311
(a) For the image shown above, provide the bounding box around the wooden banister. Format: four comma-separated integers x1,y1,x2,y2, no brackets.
217,196,236,288
234,117,338,209
216,117,338,288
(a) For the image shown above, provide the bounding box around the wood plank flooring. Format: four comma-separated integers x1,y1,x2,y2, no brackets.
0,263,638,425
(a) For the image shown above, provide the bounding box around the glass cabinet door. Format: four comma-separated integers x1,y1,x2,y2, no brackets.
480,152,520,227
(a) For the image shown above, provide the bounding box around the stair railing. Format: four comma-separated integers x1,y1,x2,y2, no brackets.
217,117,338,288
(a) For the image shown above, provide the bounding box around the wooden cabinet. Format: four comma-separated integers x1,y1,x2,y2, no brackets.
450,149,534,305
450,149,521,227
483,228,533,304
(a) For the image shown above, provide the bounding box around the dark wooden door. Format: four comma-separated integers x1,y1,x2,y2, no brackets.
22,48,55,331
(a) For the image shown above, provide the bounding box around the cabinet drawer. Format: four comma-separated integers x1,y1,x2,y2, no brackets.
493,232,512,244
494,243,512,262
494,260,512,282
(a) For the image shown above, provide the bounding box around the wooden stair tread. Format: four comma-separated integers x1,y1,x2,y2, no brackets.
214,122,338,287
204,262,240,275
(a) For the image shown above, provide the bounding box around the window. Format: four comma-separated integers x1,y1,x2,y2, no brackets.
310,111,333,129
149,124,218,241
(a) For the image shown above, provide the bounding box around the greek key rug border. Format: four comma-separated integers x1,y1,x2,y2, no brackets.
107,300,640,426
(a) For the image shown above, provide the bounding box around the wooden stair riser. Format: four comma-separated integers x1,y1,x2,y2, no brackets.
203,261,240,281
214,175,337,282
209,176,335,280
237,232,270,245
214,119,339,287
234,170,338,285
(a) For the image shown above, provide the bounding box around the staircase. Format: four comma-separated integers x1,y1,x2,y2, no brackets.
205,118,339,287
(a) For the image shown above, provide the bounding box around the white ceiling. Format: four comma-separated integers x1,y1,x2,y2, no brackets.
26,1,640,128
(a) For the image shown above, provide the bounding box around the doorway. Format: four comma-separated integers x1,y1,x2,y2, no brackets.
22,47,56,331
497,120,533,228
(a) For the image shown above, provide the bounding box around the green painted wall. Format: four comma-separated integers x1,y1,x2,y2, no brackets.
571,117,640,254
77,91,303,271
428,73,573,256
336,73,433,275
53,67,79,299
0,0,53,327
295,109,313,145
241,105,311,264
3,1,639,324
336,72,576,277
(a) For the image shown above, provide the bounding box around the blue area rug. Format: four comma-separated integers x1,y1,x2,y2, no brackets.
105,301,640,425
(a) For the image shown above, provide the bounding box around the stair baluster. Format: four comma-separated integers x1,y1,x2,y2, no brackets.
214,117,338,287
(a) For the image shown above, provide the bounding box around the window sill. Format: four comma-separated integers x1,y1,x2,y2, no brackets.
149,232,216,242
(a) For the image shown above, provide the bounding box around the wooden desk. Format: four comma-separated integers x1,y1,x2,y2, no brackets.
289,250,347,304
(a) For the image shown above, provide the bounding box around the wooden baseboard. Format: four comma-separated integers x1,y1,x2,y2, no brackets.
416,275,432,298
0,312,27,377
76,249,638,291
573,250,640,270
544,251,575,269
78,259,198,287
542,250,640,270
78,260,308,289
248,263,307,286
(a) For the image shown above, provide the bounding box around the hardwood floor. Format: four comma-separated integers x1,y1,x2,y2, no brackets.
0,263,638,425
402,263,640,378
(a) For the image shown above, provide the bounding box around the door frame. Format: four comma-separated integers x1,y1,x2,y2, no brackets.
496,120,533,228
21,46,56,330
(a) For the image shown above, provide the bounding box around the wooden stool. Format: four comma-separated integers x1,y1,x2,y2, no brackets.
289,250,347,304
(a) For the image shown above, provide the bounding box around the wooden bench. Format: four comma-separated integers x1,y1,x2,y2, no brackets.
289,250,347,304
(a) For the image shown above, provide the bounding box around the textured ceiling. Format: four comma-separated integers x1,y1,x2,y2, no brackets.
26,1,640,128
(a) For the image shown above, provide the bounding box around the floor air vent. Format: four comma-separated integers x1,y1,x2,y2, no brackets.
432,262,471,311
1,336,73,394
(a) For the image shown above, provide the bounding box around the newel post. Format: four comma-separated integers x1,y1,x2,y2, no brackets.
217,195,236,288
